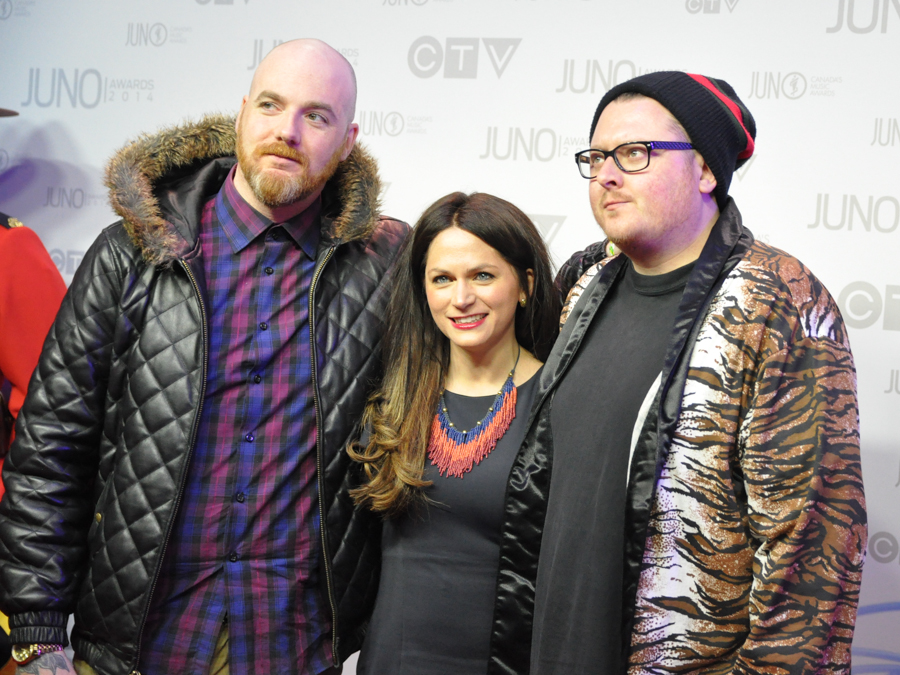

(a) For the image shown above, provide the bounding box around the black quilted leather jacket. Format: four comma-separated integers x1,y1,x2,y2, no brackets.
0,116,407,675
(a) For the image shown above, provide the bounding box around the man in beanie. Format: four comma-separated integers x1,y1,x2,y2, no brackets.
486,72,866,674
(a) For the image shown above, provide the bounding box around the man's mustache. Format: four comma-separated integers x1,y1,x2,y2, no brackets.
254,143,308,165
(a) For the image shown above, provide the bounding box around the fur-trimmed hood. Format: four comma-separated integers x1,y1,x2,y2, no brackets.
105,114,384,266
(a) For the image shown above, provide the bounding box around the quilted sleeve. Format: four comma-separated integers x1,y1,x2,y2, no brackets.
735,307,866,672
0,227,127,645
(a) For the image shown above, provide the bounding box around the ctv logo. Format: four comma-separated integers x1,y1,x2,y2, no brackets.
408,37,521,79
527,214,566,246
685,0,739,12
837,281,900,330
49,249,85,275
870,531,900,563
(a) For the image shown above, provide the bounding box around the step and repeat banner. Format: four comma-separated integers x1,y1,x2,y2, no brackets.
0,0,897,671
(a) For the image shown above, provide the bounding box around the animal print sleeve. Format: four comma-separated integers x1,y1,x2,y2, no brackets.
736,334,866,672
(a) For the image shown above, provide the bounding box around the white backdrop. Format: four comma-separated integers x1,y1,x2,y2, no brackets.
1,0,898,671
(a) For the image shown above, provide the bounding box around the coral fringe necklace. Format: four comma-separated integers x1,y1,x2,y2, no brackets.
427,347,520,479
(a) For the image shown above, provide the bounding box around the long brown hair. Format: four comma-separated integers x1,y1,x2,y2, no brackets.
349,192,559,516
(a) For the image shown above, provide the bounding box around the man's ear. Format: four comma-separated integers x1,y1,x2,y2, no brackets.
341,123,360,161
235,96,248,133
698,157,717,195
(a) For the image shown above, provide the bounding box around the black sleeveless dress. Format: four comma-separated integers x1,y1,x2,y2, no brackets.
358,371,541,674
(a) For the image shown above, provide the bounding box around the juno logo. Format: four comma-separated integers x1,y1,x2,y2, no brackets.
555,60,654,94
748,72,807,100
827,0,900,33
21,68,103,109
359,111,404,137
807,194,899,233
126,23,167,47
871,118,900,146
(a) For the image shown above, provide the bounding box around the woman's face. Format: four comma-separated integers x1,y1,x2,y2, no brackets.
424,226,532,361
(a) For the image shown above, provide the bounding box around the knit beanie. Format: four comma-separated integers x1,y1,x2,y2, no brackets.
589,71,756,209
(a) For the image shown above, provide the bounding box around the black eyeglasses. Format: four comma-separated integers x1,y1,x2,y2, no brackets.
574,141,694,178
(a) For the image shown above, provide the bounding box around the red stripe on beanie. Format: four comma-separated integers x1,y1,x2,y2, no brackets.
687,73,755,160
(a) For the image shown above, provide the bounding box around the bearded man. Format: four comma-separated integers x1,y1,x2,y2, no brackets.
0,39,407,675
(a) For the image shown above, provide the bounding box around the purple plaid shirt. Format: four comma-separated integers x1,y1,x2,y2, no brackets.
138,167,332,674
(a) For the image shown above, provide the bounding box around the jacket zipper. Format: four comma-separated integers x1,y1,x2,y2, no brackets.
129,260,210,675
308,245,339,665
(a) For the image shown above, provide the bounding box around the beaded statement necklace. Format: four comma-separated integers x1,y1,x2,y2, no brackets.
427,347,521,479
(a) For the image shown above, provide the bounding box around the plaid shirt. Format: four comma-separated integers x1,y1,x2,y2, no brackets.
139,167,332,674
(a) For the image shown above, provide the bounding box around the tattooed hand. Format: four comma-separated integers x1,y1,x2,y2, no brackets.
17,651,76,675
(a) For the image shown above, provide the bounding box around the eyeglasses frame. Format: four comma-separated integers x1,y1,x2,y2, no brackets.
574,141,695,178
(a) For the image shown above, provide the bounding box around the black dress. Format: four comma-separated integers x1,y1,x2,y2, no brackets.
358,371,541,675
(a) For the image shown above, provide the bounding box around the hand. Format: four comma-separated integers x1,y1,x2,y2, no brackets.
16,652,76,675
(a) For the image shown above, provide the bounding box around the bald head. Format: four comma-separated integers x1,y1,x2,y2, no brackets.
249,38,358,125
233,37,361,221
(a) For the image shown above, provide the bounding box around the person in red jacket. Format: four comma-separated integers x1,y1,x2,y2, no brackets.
0,106,68,674
0,213,66,673
0,210,67,497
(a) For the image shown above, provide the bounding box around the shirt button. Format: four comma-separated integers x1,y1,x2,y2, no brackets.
253,374,262,384
265,267,274,275
245,432,254,442
235,492,246,503
228,553,239,563
259,322,268,331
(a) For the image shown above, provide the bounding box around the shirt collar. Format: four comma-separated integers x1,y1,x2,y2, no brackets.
214,165,321,260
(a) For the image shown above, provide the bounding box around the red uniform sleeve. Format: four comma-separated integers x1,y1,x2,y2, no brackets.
0,226,67,496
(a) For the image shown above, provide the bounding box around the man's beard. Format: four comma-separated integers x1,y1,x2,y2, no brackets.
236,132,345,208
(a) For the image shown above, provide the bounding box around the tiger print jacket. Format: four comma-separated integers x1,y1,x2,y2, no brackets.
488,199,866,675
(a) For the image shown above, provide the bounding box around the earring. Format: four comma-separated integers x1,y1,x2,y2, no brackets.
519,297,526,308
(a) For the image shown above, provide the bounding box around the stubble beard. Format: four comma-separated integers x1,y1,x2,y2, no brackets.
593,199,637,252
236,130,346,209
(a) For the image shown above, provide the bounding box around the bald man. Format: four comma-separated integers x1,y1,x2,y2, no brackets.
0,39,408,675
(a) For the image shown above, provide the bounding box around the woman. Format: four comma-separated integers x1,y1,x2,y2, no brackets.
351,191,560,674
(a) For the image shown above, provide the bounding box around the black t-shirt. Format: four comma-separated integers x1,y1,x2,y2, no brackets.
358,370,541,675
532,260,693,674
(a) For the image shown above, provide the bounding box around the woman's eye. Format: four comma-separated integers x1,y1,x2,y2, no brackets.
475,272,494,281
